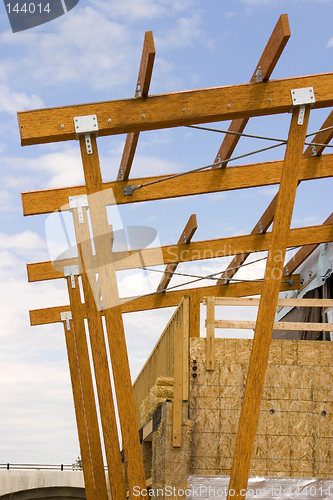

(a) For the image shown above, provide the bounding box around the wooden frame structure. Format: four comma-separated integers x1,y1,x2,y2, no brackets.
19,14,333,500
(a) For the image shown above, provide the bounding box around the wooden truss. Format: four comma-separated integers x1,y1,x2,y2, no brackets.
19,14,333,500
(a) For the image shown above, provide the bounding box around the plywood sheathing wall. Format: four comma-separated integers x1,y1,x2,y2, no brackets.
190,338,333,478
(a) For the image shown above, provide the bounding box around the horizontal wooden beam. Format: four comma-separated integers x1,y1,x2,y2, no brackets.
27,223,333,282
18,72,333,146
29,274,300,326
21,153,333,216
213,14,290,165
214,319,333,332
204,297,333,308
157,214,197,292
284,212,333,276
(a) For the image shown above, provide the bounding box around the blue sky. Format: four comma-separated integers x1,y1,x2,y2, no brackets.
0,0,332,464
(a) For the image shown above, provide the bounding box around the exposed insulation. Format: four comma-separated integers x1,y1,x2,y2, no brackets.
139,377,174,427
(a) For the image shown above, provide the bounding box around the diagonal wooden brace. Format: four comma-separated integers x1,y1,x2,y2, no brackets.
226,106,310,500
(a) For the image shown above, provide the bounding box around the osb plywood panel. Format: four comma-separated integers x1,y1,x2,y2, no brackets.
189,338,333,478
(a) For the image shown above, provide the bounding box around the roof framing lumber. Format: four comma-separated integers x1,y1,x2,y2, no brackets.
283,212,333,276
226,107,310,500
18,72,333,146
65,275,111,500
71,208,127,500
157,214,197,292
26,222,333,282
62,319,97,500
117,31,155,181
213,14,290,166
28,274,300,326
217,109,333,285
21,153,333,216
77,135,147,499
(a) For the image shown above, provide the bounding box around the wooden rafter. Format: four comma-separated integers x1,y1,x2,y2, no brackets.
62,319,97,500
283,212,333,276
77,135,146,499
226,107,310,500
71,208,126,500
117,31,155,181
157,214,197,292
213,14,290,166
18,72,333,146
26,222,333,282
29,275,300,326
65,275,110,499
217,109,333,285
21,153,333,216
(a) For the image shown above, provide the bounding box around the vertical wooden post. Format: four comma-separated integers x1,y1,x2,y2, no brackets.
78,135,146,500
189,291,200,338
182,297,190,401
65,275,109,500
72,208,126,500
61,319,96,500
173,320,183,447
206,296,215,371
226,106,310,500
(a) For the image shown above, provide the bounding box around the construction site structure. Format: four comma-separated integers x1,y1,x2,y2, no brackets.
18,14,333,500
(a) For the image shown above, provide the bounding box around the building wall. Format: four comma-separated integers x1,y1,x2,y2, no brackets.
189,338,333,478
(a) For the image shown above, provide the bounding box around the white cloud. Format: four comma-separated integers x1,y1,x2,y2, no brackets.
0,84,43,114
0,7,133,90
0,230,47,257
156,13,204,49
327,37,333,47
92,0,194,20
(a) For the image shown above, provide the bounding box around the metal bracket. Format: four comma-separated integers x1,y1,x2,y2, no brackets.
118,167,123,180
60,311,72,331
311,145,317,156
183,232,187,243
64,265,79,288
123,185,136,196
290,88,315,125
258,222,263,234
69,195,88,224
255,66,263,83
74,115,98,154
136,82,142,97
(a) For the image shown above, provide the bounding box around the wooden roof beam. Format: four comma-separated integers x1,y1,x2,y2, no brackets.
226,107,310,500
283,211,333,276
213,14,290,166
21,153,333,216
217,109,333,285
28,274,300,326
117,31,155,181
18,72,333,146
157,214,197,292
26,222,333,282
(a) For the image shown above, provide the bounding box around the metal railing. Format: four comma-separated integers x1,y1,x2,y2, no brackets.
0,463,80,471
